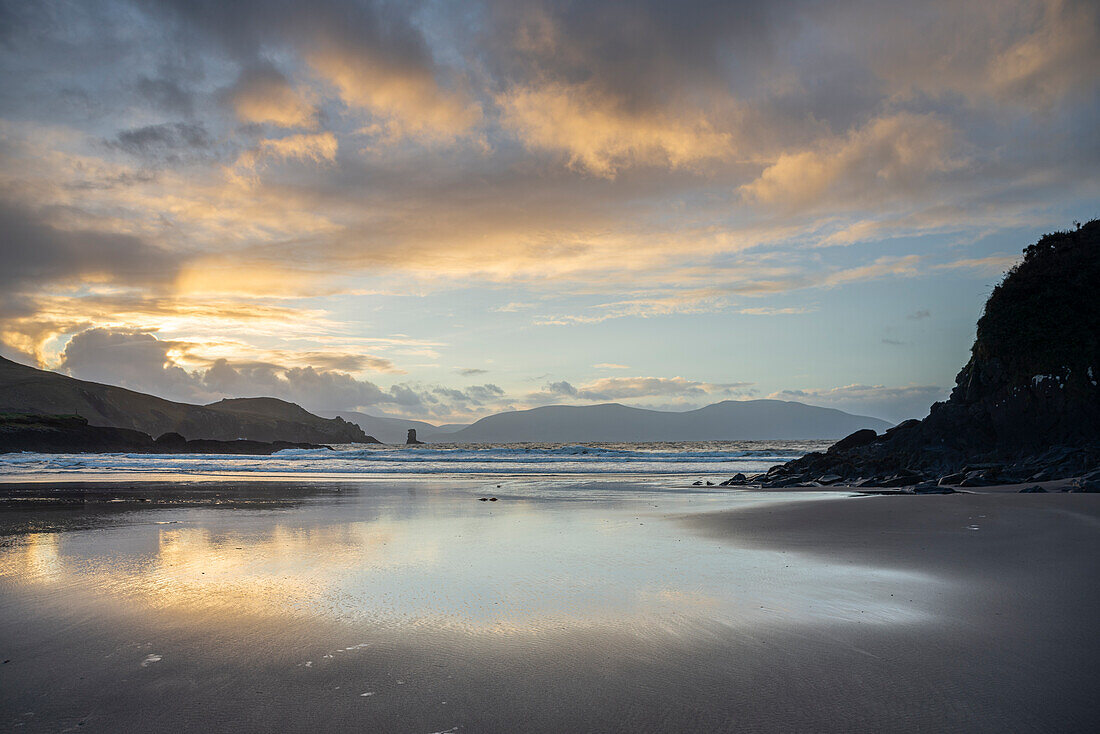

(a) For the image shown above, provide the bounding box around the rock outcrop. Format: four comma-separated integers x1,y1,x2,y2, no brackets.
406,428,424,445
755,221,1100,488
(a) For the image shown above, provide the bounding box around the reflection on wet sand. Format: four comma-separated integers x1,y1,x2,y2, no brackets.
1,481,936,634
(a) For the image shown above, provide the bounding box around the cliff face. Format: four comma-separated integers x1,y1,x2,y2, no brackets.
761,222,1100,487
939,220,1100,452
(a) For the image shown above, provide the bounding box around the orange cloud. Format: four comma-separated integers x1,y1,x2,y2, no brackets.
307,40,481,142
229,73,318,128
741,113,962,209
497,82,734,177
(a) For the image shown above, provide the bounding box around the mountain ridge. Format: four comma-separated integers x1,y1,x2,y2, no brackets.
437,399,892,443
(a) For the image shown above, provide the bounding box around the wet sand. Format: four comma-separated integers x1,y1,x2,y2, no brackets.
1,479,1098,732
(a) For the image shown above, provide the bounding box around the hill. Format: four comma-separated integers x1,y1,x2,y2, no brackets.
760,221,1100,488
0,356,375,444
439,400,891,443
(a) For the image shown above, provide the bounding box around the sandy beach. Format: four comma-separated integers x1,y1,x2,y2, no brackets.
1,478,1098,733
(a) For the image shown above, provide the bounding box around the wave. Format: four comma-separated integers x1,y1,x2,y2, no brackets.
0,440,827,477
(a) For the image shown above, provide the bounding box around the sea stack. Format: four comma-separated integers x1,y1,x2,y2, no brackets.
406,428,425,445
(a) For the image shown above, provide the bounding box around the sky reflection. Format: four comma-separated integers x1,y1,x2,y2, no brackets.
1,482,937,633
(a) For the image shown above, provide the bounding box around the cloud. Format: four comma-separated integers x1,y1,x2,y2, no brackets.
497,81,733,176
111,122,212,156
532,376,754,403
456,367,488,376
0,200,179,297
593,363,629,369
233,132,338,171
52,327,509,419
59,328,203,402
135,75,195,116
862,0,1100,109
307,35,481,143
740,113,963,210
934,254,1021,274
738,306,813,316
224,63,317,128
492,302,536,312
908,309,931,320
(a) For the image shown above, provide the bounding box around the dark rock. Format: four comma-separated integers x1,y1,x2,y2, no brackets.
153,432,188,449
880,475,922,487
488,497,498,501
1019,485,1047,493
406,429,425,445
828,429,878,453
938,472,965,485
912,483,955,494
817,474,842,485
692,480,703,486
958,472,997,487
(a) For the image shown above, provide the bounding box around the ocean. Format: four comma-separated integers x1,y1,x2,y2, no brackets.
0,440,827,479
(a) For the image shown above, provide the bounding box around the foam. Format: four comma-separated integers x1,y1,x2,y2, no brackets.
0,440,827,478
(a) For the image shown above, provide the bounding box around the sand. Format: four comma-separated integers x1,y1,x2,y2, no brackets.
1,479,1098,732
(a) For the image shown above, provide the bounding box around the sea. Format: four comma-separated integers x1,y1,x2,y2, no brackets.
0,440,826,479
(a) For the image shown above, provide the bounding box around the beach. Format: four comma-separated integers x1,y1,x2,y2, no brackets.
2,475,1097,733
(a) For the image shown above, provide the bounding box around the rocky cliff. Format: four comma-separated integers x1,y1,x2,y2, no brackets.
755,221,1100,489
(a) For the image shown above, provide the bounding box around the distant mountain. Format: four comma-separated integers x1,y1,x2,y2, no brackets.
0,356,374,444
441,400,892,443
325,410,467,444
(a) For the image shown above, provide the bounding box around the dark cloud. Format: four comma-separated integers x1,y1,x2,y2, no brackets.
908,309,931,320
544,380,578,397
111,122,212,155
135,75,195,116
0,200,180,304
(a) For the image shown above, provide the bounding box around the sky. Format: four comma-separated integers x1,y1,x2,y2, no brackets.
0,0,1097,425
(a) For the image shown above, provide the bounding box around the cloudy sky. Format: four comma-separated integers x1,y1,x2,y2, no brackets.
1,0,1097,424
